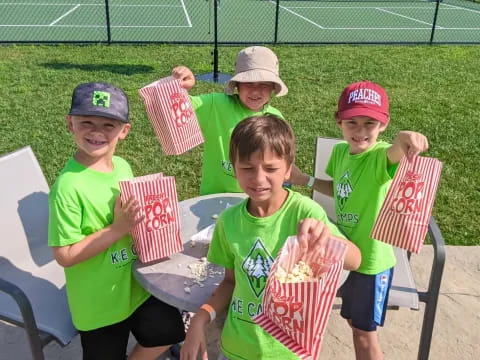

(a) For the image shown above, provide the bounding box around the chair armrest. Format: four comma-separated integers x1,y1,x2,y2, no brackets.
418,216,446,303
417,217,446,359
0,278,46,359
429,216,446,261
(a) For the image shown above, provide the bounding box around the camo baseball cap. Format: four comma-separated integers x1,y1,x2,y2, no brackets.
69,82,129,123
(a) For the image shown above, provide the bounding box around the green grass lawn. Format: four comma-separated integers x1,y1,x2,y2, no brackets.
0,44,478,246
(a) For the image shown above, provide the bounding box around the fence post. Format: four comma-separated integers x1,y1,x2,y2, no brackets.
213,0,219,81
429,0,441,44
104,0,112,44
196,0,231,84
274,0,280,44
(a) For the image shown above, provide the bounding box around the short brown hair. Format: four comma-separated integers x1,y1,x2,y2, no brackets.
229,114,295,166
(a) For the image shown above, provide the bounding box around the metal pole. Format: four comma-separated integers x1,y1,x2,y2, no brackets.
213,0,219,81
274,0,280,44
104,0,112,44
196,0,231,84
429,0,441,44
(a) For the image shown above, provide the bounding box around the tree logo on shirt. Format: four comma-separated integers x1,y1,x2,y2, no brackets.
336,171,353,210
221,160,235,177
242,238,274,298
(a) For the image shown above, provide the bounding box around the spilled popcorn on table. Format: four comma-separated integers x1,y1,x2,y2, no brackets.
184,257,223,293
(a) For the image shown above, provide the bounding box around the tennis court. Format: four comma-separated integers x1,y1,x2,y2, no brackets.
269,0,480,43
0,0,479,43
0,0,211,42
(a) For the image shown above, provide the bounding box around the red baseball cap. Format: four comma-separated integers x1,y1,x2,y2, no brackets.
336,80,390,124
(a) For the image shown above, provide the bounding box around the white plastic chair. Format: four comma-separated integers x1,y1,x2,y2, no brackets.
313,137,445,360
0,147,78,360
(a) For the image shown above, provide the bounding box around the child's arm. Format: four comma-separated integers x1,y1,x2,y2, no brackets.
297,218,361,271
180,269,235,360
288,165,334,197
387,131,429,164
172,65,196,91
51,196,143,267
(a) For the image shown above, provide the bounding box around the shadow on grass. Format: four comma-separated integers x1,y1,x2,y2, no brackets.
41,62,154,75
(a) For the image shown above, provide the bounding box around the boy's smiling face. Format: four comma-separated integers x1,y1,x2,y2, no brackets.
66,115,130,166
337,115,387,155
234,147,291,217
237,82,275,111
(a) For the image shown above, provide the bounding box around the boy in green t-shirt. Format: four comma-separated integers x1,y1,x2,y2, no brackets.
289,80,429,360
179,114,361,360
48,82,185,360
171,46,287,195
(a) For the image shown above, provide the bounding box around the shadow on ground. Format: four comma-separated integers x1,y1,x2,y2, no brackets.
42,62,154,75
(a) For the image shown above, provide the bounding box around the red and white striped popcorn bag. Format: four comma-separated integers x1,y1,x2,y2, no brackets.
254,236,347,360
119,173,183,263
139,76,204,155
371,156,443,254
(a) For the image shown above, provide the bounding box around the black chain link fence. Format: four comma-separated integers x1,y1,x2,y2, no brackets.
1,0,479,44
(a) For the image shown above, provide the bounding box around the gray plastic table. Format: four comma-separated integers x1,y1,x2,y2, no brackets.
133,192,348,313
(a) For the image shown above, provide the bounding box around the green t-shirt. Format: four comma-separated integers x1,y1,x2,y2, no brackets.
48,156,149,331
207,189,343,360
325,141,397,275
191,93,283,195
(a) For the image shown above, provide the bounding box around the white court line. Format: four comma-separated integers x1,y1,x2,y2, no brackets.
321,27,480,30
1,1,190,27
103,4,182,7
375,7,442,28
287,6,437,9
268,0,325,29
0,2,89,5
49,4,80,26
322,27,431,30
112,25,191,28
180,0,192,27
443,3,480,14
0,2,181,6
0,24,191,28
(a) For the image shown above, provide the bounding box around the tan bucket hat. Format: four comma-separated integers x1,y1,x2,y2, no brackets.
224,46,288,97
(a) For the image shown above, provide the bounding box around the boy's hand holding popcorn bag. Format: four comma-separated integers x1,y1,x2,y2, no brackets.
254,235,347,360
139,76,204,155
119,173,183,263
